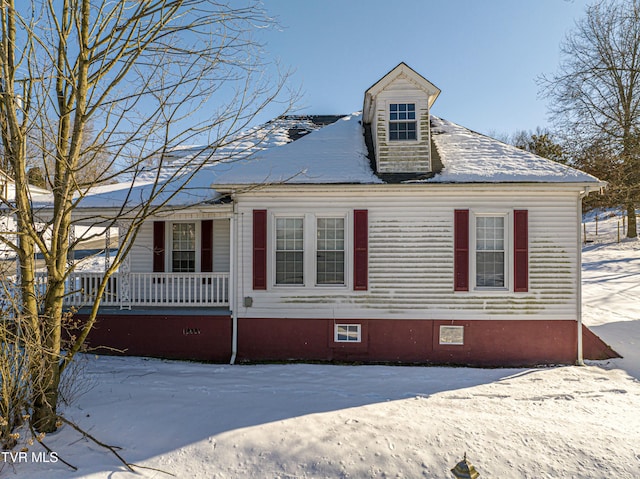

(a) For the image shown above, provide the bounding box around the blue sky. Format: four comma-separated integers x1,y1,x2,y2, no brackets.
257,0,591,137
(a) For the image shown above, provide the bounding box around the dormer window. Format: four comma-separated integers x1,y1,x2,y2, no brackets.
389,103,416,140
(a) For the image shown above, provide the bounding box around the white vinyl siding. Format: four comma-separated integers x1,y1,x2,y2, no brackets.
372,78,432,174
236,187,582,322
212,219,230,273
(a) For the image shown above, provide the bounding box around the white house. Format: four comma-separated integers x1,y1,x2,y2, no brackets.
58,63,617,366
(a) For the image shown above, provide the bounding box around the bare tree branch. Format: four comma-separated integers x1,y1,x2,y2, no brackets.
540,0,640,236
0,0,297,439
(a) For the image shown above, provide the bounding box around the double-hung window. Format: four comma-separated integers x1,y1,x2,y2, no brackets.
172,223,196,272
267,213,362,289
475,216,505,288
316,217,345,285
389,103,417,140
455,209,528,293
275,217,304,285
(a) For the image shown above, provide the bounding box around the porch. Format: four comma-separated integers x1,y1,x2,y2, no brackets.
32,216,233,309
36,271,230,309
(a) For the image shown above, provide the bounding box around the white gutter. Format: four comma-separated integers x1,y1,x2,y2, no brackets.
229,195,239,364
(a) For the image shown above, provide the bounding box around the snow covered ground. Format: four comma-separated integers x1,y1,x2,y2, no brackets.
7,211,640,479
582,209,640,380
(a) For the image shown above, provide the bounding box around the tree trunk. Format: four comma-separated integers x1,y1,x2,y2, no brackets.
31,356,60,433
627,202,638,238
13,178,60,433
0,0,289,444
31,277,66,433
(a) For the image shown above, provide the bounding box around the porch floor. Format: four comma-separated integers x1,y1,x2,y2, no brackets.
72,306,231,316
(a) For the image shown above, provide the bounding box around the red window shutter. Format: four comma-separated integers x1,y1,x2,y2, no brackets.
514,210,529,292
353,209,368,291
201,219,213,273
253,210,267,290
153,221,165,273
454,209,469,291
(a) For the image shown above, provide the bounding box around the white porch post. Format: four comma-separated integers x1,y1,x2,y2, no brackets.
104,226,111,271
118,221,131,310
230,201,239,365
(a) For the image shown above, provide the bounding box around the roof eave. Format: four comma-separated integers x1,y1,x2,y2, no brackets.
363,62,441,124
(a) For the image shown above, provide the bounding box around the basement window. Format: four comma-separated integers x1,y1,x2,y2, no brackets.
335,324,361,343
439,325,464,345
389,103,416,140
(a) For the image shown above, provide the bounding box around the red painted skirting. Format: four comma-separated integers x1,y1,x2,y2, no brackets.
237,318,619,366
76,313,232,361
73,313,618,366
582,324,618,361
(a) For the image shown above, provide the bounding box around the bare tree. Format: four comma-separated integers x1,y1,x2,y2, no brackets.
540,0,640,237
0,0,293,436
31,121,115,191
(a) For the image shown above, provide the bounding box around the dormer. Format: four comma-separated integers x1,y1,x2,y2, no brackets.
363,63,440,179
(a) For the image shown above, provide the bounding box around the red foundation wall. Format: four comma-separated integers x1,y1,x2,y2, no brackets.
76,313,232,361
73,313,618,366
237,318,618,366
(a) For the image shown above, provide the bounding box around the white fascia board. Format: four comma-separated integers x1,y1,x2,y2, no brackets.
229,182,602,198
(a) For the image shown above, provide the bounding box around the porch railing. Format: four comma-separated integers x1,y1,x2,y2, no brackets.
126,272,229,307
35,271,230,308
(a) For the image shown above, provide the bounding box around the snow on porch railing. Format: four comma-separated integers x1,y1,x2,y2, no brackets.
36,272,230,308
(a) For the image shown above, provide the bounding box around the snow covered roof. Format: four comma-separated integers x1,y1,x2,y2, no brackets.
149,115,341,181
427,117,601,184
208,114,381,186
34,112,602,211
55,168,223,209
206,113,601,187
31,115,355,209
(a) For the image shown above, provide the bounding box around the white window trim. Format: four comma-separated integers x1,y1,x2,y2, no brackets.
334,323,361,343
470,210,513,292
167,221,200,273
270,212,351,290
